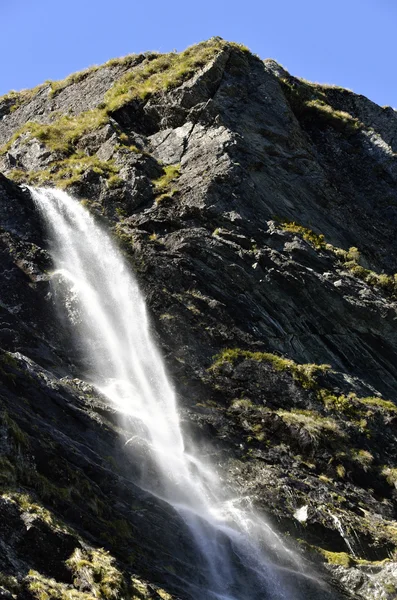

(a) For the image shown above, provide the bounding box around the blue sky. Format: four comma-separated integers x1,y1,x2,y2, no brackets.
1,0,396,107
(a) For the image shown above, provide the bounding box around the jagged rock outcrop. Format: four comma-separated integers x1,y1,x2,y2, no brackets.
0,38,397,598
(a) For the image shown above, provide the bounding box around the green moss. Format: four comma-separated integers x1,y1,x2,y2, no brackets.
1,110,109,156
349,448,374,470
347,264,397,293
345,246,360,262
320,389,397,418
67,548,124,599
153,164,181,197
159,313,174,321
3,492,71,533
317,548,394,571
357,396,397,413
317,388,397,442
131,582,147,597
319,549,352,567
381,466,397,488
230,398,255,410
28,570,93,600
0,89,23,106
104,54,139,68
131,577,150,599
155,189,178,204
28,553,174,600
280,78,363,135
115,143,141,154
211,347,397,455
318,474,332,484
278,221,397,297
156,590,174,600
304,99,363,133
8,154,120,189
0,84,47,113
210,348,330,390
107,174,124,189
277,409,344,442
318,390,359,418
281,222,327,250
129,578,174,600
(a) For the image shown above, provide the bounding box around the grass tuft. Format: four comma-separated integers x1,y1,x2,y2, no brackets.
49,65,99,98
277,409,344,443
382,466,397,488
210,348,330,390
152,164,181,203
0,83,48,113
278,221,397,297
104,39,227,112
281,222,326,250
8,153,119,189
67,548,124,599
319,549,352,567
280,78,363,135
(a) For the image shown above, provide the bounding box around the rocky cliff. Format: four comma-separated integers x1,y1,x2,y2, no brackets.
0,38,397,598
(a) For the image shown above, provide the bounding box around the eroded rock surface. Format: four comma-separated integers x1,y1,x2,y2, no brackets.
1,38,397,598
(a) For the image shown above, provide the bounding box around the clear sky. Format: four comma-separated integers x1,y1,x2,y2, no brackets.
1,0,396,108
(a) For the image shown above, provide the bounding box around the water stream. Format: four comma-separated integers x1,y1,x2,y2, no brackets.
30,187,326,600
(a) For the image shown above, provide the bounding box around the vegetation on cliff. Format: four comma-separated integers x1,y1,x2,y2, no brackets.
0,39,248,190
280,221,397,296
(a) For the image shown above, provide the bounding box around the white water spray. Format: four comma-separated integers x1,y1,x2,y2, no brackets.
30,187,325,600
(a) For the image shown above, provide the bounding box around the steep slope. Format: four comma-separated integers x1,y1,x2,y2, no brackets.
0,38,397,598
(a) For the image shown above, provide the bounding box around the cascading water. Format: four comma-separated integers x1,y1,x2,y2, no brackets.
30,187,328,600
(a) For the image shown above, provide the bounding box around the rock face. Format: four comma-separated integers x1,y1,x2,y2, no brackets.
0,38,397,598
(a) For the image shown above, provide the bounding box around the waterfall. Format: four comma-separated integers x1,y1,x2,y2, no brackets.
30,187,326,600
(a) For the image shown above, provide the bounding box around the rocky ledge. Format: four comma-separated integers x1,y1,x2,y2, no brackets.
0,38,397,598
